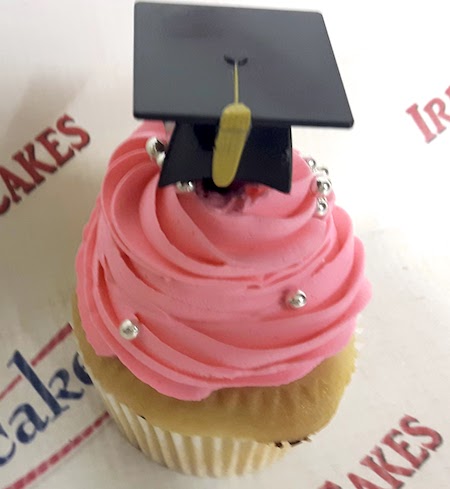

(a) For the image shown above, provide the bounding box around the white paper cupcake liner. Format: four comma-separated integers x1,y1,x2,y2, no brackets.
88,371,291,477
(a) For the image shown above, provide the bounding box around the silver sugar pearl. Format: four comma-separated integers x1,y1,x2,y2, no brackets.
316,197,329,217
314,166,329,176
119,319,140,340
287,290,307,309
176,181,195,193
155,152,166,167
315,176,333,196
145,137,166,166
305,158,317,170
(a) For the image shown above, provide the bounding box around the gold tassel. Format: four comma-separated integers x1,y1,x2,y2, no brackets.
212,61,252,188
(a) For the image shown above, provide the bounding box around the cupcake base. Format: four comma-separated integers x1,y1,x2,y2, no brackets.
72,296,356,476
92,374,290,476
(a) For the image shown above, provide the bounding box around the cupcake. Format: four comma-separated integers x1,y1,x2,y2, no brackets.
73,3,371,477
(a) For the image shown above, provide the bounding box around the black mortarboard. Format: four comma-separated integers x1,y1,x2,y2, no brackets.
134,2,353,193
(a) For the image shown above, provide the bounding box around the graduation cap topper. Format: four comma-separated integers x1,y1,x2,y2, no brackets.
134,2,353,193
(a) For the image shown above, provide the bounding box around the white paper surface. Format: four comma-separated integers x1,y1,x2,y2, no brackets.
1,1,449,488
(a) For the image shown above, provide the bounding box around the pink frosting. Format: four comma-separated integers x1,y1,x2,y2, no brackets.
76,121,371,401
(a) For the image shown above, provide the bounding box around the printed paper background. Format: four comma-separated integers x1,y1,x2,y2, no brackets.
1,1,449,488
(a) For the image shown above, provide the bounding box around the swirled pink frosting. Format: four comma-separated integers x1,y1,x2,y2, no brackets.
76,121,371,401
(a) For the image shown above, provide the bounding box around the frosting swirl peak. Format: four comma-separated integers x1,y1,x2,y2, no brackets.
76,122,371,401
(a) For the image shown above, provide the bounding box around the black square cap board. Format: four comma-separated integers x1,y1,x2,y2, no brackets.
134,2,353,193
